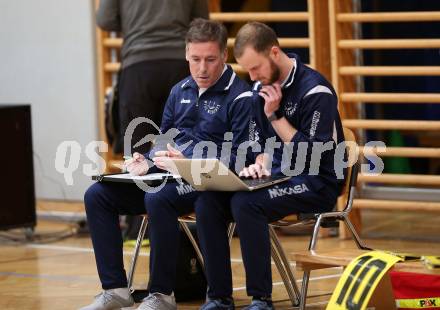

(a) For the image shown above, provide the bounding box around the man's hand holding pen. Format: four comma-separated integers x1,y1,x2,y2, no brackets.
124,152,149,176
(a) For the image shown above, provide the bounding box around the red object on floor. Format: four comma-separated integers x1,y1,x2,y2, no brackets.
390,271,440,309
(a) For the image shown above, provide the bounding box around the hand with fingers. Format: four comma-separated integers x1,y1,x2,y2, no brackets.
259,83,283,117
152,143,185,173
124,152,149,176
239,162,271,179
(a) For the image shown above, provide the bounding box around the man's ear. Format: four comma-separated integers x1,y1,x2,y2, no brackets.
185,44,190,61
222,48,228,62
269,46,280,60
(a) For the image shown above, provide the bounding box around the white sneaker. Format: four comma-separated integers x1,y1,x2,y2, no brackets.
79,289,134,310
136,292,177,310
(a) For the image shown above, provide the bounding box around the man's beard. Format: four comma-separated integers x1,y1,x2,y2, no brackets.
268,58,280,84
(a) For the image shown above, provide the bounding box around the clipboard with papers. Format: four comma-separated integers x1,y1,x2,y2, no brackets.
91,172,179,185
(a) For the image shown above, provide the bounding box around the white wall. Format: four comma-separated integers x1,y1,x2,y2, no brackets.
0,0,99,200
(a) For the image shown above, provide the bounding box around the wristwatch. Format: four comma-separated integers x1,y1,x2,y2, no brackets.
267,109,283,122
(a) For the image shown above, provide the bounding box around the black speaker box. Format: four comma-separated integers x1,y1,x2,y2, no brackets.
0,104,36,230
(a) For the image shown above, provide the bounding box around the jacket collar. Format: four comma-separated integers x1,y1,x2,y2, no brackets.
251,53,302,92
281,54,298,89
181,64,236,93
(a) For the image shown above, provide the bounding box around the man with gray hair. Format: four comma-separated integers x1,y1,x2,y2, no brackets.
195,22,346,309
80,19,252,310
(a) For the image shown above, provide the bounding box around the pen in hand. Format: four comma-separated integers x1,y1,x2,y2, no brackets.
124,152,149,176
112,156,134,172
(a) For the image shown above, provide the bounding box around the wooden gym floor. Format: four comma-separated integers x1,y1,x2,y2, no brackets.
0,201,439,310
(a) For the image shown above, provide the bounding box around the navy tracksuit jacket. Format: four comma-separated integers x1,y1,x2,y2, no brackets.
84,65,252,293
195,54,347,299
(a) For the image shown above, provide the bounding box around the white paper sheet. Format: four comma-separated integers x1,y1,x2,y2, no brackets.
102,173,179,181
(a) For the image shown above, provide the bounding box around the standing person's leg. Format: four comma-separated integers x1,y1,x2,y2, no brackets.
142,59,189,133
230,178,336,309
195,192,235,309
80,182,146,310
139,181,198,309
118,59,189,154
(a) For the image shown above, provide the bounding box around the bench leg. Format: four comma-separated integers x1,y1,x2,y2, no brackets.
179,221,236,272
227,222,236,245
127,216,149,292
179,221,205,269
299,270,310,310
269,226,301,306
343,215,371,250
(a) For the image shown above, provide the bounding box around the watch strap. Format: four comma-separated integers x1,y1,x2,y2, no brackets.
267,109,283,122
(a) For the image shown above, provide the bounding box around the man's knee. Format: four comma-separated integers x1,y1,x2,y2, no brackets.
144,192,170,217
194,193,214,220
84,183,108,214
195,192,229,223
231,194,260,223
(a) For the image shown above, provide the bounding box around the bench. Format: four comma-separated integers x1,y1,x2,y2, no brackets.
291,249,440,310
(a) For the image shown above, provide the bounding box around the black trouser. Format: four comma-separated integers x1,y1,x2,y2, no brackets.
117,59,189,154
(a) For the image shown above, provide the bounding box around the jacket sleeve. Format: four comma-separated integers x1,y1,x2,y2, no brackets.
226,93,253,171
251,95,269,159
160,88,176,135
96,0,121,32
154,84,197,159
191,0,209,19
285,92,338,169
291,92,337,144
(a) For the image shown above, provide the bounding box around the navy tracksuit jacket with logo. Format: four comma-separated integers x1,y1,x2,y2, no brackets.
84,65,252,294
249,53,346,193
147,65,252,170
195,54,347,299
